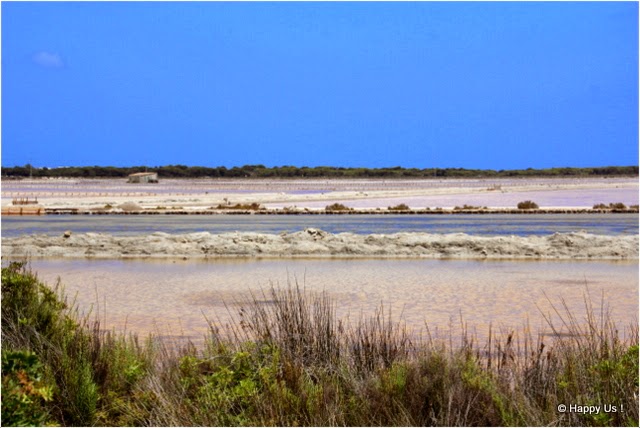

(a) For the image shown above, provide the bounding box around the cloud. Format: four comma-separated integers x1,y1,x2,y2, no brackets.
32,51,65,68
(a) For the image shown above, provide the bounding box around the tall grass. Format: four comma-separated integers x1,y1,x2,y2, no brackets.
2,261,638,426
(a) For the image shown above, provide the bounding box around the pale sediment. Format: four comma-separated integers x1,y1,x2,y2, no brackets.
2,229,637,260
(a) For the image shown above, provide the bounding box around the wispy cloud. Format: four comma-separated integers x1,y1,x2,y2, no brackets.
32,51,65,68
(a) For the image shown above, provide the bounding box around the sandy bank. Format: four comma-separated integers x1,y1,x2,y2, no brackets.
2,229,637,260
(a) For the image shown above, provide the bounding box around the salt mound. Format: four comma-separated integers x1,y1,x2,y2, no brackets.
2,231,637,260
117,202,142,211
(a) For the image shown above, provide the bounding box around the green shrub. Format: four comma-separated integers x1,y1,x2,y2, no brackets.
1,261,68,349
1,350,55,427
1,262,157,426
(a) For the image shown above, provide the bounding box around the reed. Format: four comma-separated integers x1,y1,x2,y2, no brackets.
2,262,637,426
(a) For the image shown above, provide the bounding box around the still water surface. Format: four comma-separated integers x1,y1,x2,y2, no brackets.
29,258,638,344
2,213,638,237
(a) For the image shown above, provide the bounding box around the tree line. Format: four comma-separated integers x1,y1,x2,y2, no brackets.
1,164,638,179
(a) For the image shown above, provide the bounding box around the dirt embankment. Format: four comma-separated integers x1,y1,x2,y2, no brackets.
2,229,637,260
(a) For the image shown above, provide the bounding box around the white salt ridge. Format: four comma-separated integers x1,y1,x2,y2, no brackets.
2,229,637,260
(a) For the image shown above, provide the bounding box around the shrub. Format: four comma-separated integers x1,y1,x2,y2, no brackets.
1,261,99,425
593,202,629,210
1,262,155,426
1,350,55,426
216,202,263,210
325,203,351,211
388,203,410,211
453,204,484,211
517,200,539,209
177,349,267,425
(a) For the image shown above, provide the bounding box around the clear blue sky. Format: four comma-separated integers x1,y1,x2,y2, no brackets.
2,1,638,169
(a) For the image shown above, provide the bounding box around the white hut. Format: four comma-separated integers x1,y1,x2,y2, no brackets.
127,172,158,183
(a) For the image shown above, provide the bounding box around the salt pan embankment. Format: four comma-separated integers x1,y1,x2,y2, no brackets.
2,229,637,260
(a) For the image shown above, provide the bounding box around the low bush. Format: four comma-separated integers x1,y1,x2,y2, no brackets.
325,203,352,211
453,204,486,211
216,202,263,210
1,350,55,426
1,262,155,426
608,202,627,210
593,202,629,210
517,200,539,210
388,203,410,211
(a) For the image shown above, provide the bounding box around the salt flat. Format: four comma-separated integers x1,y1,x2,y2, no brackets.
2,176,638,211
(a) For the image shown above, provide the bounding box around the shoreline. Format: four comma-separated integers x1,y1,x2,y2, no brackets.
3,207,638,216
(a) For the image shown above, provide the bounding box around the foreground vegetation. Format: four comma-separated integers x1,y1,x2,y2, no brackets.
2,164,638,179
2,262,638,426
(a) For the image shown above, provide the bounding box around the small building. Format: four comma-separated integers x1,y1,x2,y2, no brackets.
127,172,158,183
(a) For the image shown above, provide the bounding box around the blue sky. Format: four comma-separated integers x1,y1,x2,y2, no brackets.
2,1,638,169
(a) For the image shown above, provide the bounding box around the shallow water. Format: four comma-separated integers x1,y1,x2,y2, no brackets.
28,258,638,344
2,213,637,237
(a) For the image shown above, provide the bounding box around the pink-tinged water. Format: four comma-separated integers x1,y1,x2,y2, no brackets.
28,258,638,344
271,187,639,209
